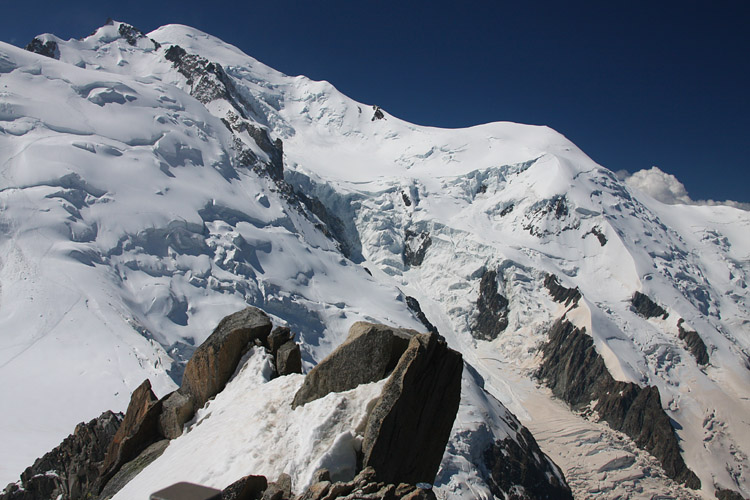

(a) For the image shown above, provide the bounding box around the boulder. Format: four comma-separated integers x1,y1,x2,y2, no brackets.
99,379,164,488
295,480,330,500
362,332,463,485
222,475,268,500
158,389,195,439
182,307,272,412
292,322,416,408
276,341,302,376
260,473,292,500
268,326,293,355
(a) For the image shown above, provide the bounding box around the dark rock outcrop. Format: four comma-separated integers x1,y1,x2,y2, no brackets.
222,475,267,500
471,269,509,341
362,332,463,485
98,440,169,500
632,291,669,319
292,322,415,408
117,23,145,46
715,488,748,500
401,191,412,207
164,44,284,181
372,106,385,121
182,307,272,412
587,226,608,246
405,296,438,334
537,318,700,489
25,38,58,59
99,379,164,488
403,229,431,267
483,427,573,500
678,319,710,365
1,411,121,500
276,341,302,376
544,274,581,307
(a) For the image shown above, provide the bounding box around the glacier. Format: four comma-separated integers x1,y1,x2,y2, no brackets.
1,20,749,499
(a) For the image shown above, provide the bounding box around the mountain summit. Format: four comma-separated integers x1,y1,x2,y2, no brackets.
1,21,749,499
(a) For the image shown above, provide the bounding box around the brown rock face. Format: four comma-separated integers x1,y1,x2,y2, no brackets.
362,332,463,485
182,307,272,411
292,322,416,408
221,474,268,500
99,379,163,488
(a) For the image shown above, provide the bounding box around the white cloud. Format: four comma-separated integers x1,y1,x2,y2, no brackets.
620,166,750,211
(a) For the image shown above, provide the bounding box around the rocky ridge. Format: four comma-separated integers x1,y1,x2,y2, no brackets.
3,307,571,500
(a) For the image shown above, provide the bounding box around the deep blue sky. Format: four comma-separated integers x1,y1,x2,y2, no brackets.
2,1,748,203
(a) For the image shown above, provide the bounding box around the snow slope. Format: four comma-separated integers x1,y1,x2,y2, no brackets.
1,21,749,498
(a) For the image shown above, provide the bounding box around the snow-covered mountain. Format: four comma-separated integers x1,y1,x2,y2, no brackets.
1,20,749,499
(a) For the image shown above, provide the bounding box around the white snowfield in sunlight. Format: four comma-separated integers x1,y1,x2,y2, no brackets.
1,21,749,499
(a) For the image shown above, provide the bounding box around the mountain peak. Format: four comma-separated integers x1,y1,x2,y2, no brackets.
1,21,748,500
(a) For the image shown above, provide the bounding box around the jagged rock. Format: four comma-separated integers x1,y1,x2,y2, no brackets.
0,411,120,500
362,332,463,484
293,466,438,499
268,326,294,355
222,475,268,500
97,440,169,499
715,488,747,500
292,322,415,408
117,23,145,46
164,44,284,182
182,307,272,412
632,291,669,319
158,389,195,439
678,319,710,365
537,318,700,489
25,38,58,59
483,427,573,500
405,296,438,334
471,269,509,341
544,274,582,307
403,229,431,267
99,379,164,488
371,106,384,121
261,473,292,500
276,341,302,376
